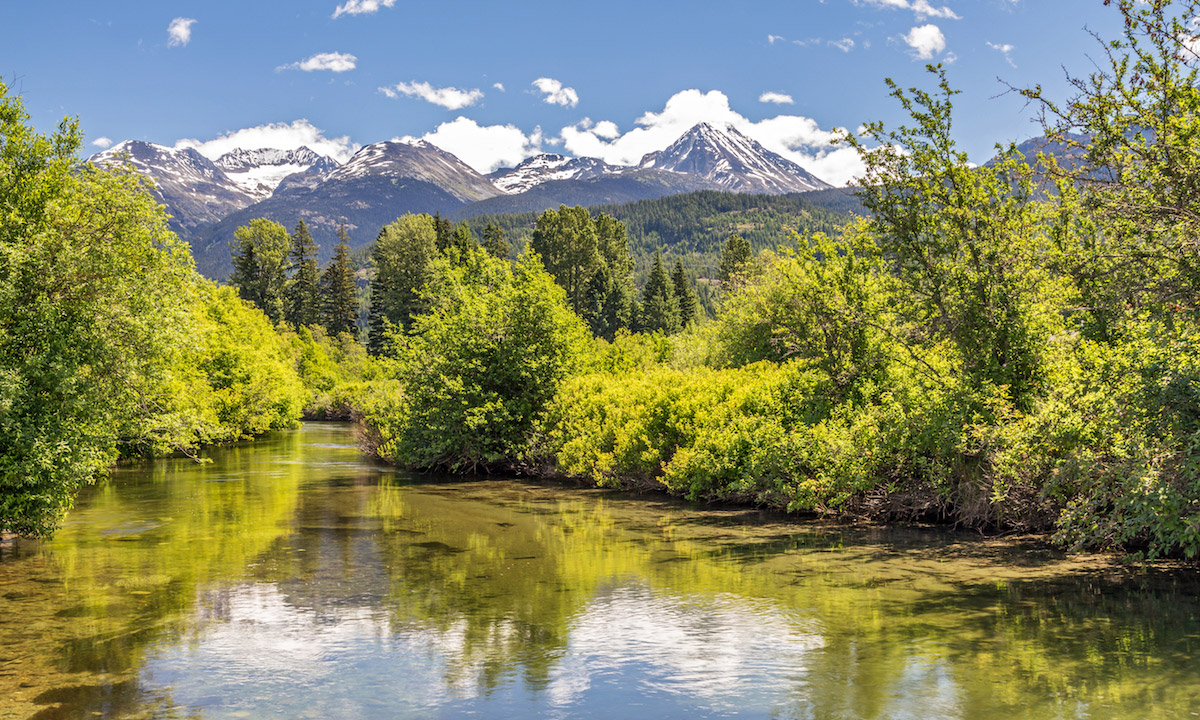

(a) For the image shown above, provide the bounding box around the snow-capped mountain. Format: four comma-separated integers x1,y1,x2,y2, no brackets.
488,153,620,194
639,122,830,194
326,140,501,203
213,147,339,199
90,140,258,236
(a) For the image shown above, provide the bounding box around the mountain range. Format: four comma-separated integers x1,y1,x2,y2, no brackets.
90,122,833,278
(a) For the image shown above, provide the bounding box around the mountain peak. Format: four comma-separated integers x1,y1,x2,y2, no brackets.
488,153,619,194
212,146,336,199
638,121,830,194
326,140,500,203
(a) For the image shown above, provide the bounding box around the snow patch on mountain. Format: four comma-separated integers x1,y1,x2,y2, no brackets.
213,147,338,199
488,153,620,194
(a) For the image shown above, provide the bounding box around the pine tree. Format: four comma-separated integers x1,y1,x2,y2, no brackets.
229,218,291,324
367,214,437,354
639,252,680,334
483,221,509,259
450,222,476,258
433,212,454,252
671,259,699,328
321,222,358,337
284,219,321,328
718,234,752,284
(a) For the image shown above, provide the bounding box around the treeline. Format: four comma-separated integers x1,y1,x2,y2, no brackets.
458,189,854,267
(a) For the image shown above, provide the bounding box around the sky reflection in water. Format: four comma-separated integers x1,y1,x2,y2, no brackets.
1,422,1199,720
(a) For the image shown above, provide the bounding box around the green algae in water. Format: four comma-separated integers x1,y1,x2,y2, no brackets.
1,422,1199,719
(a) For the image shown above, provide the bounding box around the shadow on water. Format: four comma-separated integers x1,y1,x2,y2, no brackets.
3,422,1200,719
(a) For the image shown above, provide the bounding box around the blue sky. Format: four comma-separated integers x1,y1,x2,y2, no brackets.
7,0,1122,185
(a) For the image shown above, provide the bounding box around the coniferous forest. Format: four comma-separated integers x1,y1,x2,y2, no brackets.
6,1,1200,563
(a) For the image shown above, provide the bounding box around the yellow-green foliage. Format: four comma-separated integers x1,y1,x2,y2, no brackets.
124,283,307,455
287,325,386,419
363,248,589,470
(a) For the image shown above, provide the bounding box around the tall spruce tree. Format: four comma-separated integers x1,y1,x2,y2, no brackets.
229,218,291,324
321,222,358,337
368,214,438,354
531,205,634,338
718,234,752,284
639,252,680,334
284,219,321,328
432,212,454,252
450,222,476,258
483,221,509,259
671,259,699,328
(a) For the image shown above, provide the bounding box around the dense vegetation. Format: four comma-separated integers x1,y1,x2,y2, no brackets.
357,1,1200,559
0,83,308,536
7,1,1200,561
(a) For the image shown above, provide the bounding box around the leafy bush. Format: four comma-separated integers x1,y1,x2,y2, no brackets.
363,248,589,470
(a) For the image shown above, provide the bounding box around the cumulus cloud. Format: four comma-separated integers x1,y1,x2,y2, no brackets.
332,0,395,19
759,92,795,105
493,82,505,91
167,17,195,47
768,34,785,44
986,41,1016,67
91,137,113,149
532,77,579,107
278,52,357,73
903,24,947,59
174,119,359,163
857,0,960,20
378,81,484,110
558,89,866,186
830,37,856,52
406,117,544,173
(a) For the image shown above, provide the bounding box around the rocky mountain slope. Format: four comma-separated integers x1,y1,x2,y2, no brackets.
639,122,830,194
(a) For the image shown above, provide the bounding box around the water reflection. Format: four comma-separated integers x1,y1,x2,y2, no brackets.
1,423,1199,719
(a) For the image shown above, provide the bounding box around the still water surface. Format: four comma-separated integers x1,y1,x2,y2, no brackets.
2,423,1199,719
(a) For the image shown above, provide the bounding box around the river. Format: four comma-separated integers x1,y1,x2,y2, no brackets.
1,422,1198,719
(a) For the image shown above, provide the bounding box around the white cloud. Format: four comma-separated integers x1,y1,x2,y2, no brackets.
857,0,959,20
278,52,357,73
407,117,544,174
532,77,579,107
759,92,795,105
986,41,1016,67
332,0,395,19
378,81,484,110
903,24,947,59
174,119,359,163
167,17,195,47
558,88,866,186
768,34,785,44
91,137,113,149
493,82,505,91
830,37,856,52
910,0,960,19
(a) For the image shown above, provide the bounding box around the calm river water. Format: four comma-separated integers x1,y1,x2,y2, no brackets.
2,422,1199,719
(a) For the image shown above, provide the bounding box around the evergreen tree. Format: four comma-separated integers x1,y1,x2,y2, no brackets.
483,221,509,259
531,206,635,338
321,223,358,337
229,218,291,324
532,205,599,314
450,222,476,257
433,212,454,252
672,259,700,328
718,234,752,284
639,252,680,334
284,219,321,328
367,214,438,354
